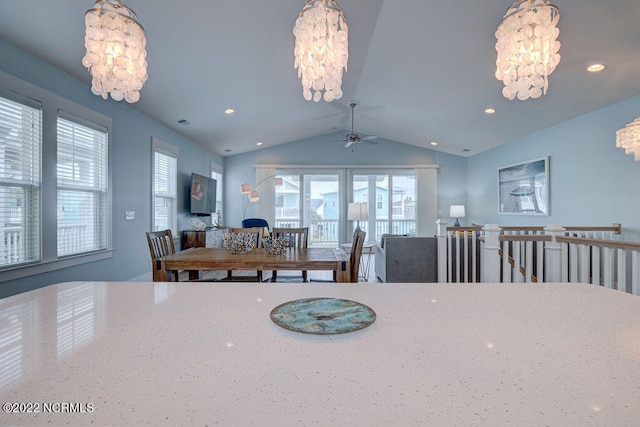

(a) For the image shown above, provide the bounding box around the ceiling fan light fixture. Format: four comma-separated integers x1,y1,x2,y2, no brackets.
83,0,148,103
293,0,349,103
495,0,561,101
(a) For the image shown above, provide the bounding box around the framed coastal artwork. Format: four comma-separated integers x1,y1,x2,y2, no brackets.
498,157,549,215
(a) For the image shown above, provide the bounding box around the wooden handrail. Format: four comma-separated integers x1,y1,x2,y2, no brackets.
498,235,552,242
500,226,545,232
564,223,621,234
498,224,621,234
556,236,640,251
445,226,484,232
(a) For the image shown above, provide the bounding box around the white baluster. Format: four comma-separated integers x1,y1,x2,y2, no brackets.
483,224,500,283
617,249,626,293
544,224,564,283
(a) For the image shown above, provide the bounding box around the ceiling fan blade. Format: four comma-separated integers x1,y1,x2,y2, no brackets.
362,139,379,145
345,140,356,148
312,111,348,121
362,135,378,140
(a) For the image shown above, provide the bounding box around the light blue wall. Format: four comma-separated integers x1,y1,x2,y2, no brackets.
0,36,223,297
467,94,640,241
224,132,467,227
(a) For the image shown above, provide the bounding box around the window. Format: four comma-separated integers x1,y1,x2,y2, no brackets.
211,163,223,216
0,92,41,268
57,113,108,257
152,138,177,235
0,71,113,281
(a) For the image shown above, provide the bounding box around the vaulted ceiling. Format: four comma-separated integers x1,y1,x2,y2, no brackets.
1,0,639,157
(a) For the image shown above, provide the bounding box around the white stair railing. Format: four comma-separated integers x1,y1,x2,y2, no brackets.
437,222,638,295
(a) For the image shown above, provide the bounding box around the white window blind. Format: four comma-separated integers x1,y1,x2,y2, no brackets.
57,113,108,257
153,149,177,235
211,164,223,215
0,92,41,268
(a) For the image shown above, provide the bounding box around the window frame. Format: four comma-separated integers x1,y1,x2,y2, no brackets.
0,88,42,269
0,70,113,283
56,112,109,257
151,137,178,237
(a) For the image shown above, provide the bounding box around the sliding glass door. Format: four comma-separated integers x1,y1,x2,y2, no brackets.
272,168,422,245
275,172,343,247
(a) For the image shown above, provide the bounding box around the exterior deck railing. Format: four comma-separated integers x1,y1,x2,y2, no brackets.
274,219,416,244
1,224,87,266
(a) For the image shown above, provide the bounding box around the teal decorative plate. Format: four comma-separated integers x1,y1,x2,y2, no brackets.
270,298,376,334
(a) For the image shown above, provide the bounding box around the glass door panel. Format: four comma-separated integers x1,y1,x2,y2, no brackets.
306,174,339,247
275,174,300,227
352,172,416,243
275,173,341,247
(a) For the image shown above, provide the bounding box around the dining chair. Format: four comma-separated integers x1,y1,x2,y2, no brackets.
146,229,178,282
349,229,367,282
271,227,309,282
310,228,366,283
224,227,264,281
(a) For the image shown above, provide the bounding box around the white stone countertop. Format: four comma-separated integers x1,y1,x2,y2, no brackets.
0,281,639,426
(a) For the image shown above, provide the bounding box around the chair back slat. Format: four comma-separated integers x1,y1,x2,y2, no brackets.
350,229,366,282
272,227,309,250
146,229,176,281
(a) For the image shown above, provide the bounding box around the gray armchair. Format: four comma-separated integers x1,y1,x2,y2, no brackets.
374,234,438,282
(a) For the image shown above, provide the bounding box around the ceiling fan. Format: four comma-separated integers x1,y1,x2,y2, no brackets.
344,102,378,148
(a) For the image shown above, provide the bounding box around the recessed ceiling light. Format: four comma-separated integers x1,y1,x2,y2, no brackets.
484,108,496,115
430,141,438,146
224,108,235,114
587,64,606,72
176,119,190,125
256,141,263,146
462,148,471,152
224,149,231,153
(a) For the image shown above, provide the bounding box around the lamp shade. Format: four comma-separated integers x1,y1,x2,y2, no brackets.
241,183,252,194
449,205,466,218
249,191,260,203
273,177,284,187
348,202,369,221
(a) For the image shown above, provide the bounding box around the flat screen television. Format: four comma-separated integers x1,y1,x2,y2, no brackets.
190,173,217,215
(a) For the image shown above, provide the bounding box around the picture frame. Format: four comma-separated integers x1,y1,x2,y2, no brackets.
498,157,549,215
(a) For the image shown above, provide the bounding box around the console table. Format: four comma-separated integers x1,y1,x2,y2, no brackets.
181,227,227,250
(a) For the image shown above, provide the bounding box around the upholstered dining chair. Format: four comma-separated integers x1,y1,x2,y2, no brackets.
224,227,264,281
241,218,270,237
146,229,178,282
271,227,309,282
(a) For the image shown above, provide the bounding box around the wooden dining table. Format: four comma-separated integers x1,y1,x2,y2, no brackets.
157,247,351,282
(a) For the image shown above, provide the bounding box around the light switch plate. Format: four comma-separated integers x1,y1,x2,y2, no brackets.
125,210,135,220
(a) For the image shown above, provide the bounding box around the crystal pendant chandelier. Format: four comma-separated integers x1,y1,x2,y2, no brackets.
293,0,348,103
495,0,561,101
83,0,148,103
616,117,640,161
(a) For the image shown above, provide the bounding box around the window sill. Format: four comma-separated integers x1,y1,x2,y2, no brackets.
0,249,114,283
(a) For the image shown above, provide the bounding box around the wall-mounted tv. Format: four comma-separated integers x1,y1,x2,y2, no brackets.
190,173,217,215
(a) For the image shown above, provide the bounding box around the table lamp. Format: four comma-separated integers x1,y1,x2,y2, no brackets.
449,205,465,227
348,202,368,231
